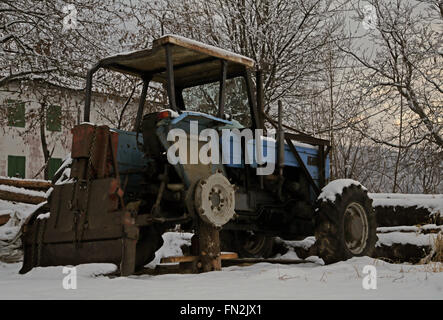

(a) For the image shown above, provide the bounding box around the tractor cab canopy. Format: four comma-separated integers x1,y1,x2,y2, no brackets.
84,34,261,129
100,35,255,88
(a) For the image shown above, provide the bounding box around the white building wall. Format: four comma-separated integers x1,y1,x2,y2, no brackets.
0,81,137,179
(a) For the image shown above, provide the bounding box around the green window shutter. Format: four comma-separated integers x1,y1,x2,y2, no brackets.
46,105,62,132
7,156,26,178
48,158,62,180
7,100,25,128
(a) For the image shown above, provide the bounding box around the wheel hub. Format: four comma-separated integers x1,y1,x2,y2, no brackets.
344,202,369,255
194,172,235,227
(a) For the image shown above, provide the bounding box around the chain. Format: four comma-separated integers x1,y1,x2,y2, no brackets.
87,127,98,181
36,219,47,267
78,127,98,246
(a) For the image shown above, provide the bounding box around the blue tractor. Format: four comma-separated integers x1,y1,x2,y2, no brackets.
20,35,377,275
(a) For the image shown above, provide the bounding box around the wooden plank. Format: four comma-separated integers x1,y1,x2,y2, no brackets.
0,214,10,226
161,255,198,263
0,178,51,190
160,252,238,264
0,189,46,204
222,258,309,267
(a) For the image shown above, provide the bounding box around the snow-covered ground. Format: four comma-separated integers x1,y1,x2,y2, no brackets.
0,197,442,300
0,256,442,299
0,231,442,300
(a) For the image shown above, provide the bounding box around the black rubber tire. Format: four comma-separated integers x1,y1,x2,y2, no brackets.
220,230,274,258
314,183,377,264
135,225,164,270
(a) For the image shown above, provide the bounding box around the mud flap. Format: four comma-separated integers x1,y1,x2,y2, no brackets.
20,179,139,276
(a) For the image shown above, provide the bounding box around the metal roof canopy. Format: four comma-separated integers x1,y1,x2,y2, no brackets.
98,35,255,88
84,34,260,130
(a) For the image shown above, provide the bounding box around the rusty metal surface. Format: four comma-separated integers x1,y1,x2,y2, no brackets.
71,124,95,158
20,124,140,276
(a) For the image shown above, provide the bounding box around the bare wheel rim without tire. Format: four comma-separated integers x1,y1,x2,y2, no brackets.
194,172,235,227
343,202,369,255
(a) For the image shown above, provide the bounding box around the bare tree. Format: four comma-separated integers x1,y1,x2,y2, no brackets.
342,0,442,149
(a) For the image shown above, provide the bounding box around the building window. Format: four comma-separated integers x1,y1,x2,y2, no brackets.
6,100,25,128
46,105,62,132
8,155,26,178
48,158,62,180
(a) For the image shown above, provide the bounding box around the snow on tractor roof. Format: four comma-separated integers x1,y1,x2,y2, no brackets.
98,34,255,88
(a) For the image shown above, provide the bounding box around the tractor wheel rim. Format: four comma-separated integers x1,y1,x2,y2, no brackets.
243,234,267,255
344,202,369,255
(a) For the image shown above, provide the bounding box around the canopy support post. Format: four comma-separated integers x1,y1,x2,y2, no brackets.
218,60,228,119
84,64,100,122
165,44,178,111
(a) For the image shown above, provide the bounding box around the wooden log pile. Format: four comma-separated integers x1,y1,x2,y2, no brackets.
370,193,442,227
374,205,441,227
0,178,51,191
0,177,49,205
0,213,10,226
274,193,442,264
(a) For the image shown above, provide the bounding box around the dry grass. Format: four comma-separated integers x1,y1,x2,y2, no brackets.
417,232,443,272
433,233,442,263
421,232,443,272
423,262,443,273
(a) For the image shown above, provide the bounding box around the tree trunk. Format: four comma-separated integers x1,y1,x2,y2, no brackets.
393,94,403,193
39,102,50,180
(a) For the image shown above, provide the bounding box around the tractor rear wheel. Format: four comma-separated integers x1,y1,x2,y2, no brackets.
315,182,377,264
220,230,274,258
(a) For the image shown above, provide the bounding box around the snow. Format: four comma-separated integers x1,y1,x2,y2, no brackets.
53,154,72,179
0,200,38,263
45,187,53,198
0,230,441,299
0,176,49,184
369,193,443,215
0,199,41,222
0,256,441,299
102,34,255,67
160,34,255,66
377,232,438,248
0,191,441,299
276,236,316,251
146,232,193,269
0,200,45,263
0,209,13,217
318,179,366,202
0,185,46,198
159,109,180,118
377,224,443,233
36,212,50,220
